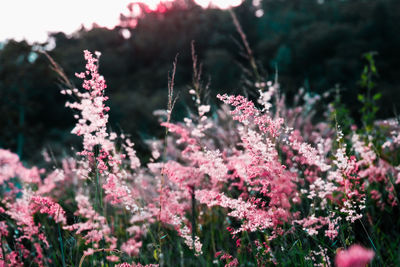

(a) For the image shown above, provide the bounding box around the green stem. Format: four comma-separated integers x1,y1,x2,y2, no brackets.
359,219,376,251
96,167,103,210
1,236,7,267
191,186,196,251
57,224,66,267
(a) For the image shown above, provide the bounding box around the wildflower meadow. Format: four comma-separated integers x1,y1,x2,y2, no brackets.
1,9,400,267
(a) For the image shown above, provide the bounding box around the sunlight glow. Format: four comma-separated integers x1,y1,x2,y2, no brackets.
195,0,242,9
0,0,243,43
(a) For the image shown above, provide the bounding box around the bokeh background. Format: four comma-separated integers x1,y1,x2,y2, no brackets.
1,0,399,162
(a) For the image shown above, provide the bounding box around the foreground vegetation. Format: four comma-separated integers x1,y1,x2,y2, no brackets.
2,0,400,161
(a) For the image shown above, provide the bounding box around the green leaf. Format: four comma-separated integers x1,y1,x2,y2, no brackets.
373,93,382,101
371,64,377,74
358,94,365,102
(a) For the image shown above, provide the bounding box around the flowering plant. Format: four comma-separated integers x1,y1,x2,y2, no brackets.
0,46,399,266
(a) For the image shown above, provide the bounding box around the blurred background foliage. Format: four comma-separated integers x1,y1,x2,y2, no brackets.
1,0,399,162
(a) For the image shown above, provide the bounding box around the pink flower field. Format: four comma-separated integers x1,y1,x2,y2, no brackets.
1,19,399,267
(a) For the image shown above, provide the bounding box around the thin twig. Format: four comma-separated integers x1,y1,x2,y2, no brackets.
167,54,179,123
229,9,260,80
40,50,74,90
158,54,180,265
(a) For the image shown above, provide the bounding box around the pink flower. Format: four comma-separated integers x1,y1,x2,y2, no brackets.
335,244,374,267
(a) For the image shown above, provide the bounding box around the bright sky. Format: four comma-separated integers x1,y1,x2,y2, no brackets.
0,0,242,44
